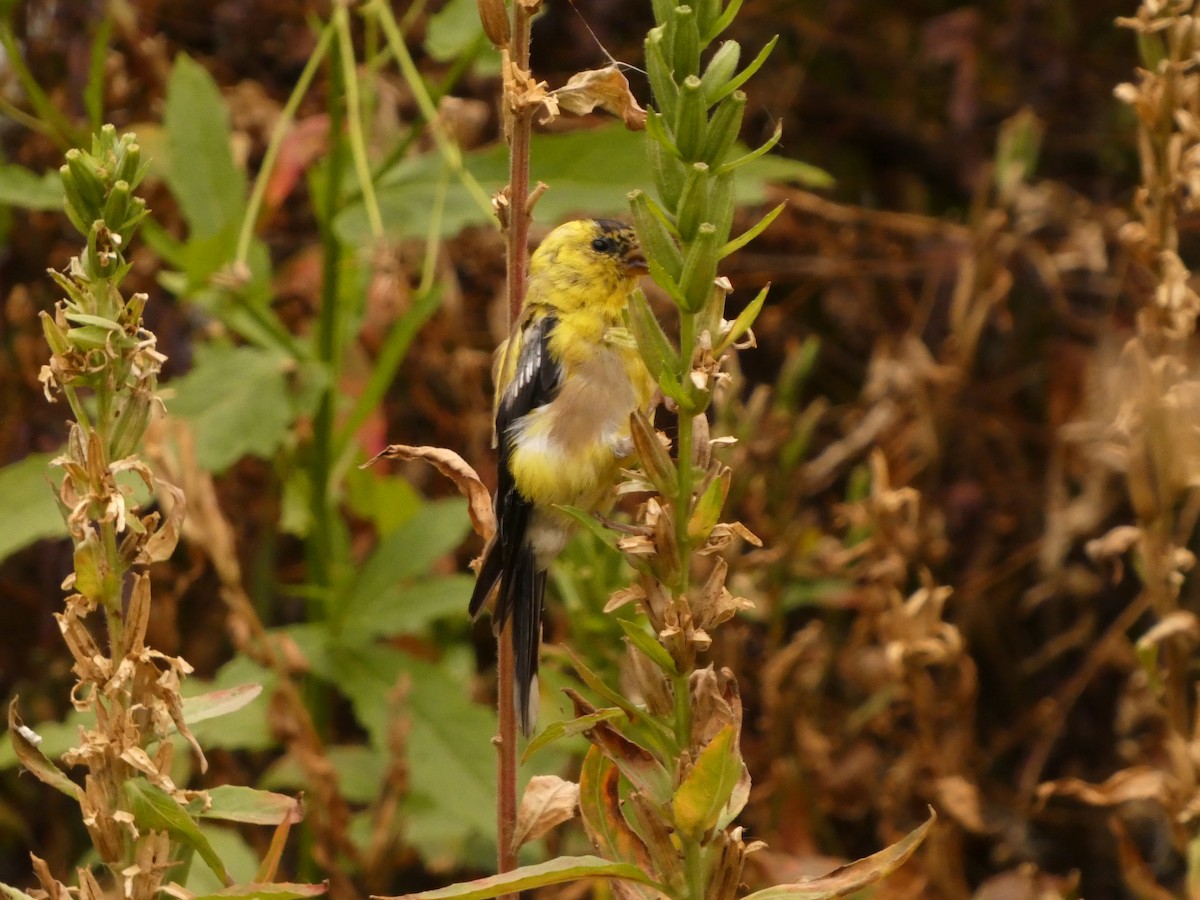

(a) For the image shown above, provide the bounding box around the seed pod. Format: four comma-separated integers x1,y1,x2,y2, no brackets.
670,5,700,79
630,190,683,280
630,408,677,496
109,389,153,461
58,167,94,236
64,149,106,216
627,287,680,381
651,0,676,25
673,76,707,161
679,222,719,312
648,128,686,208
114,140,145,188
709,169,735,243
103,181,131,233
476,0,510,47
700,40,741,103
700,90,745,166
695,0,721,35
675,162,710,241
646,28,679,122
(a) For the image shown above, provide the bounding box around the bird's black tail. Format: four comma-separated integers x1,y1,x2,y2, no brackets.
467,524,546,736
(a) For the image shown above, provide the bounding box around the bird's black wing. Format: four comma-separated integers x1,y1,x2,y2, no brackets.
467,314,562,734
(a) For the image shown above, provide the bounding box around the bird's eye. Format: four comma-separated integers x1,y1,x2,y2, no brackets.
591,236,615,253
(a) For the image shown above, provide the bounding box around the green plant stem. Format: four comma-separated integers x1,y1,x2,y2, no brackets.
235,17,336,267
371,0,494,219
308,41,348,596
674,314,696,594
0,23,78,148
336,3,384,239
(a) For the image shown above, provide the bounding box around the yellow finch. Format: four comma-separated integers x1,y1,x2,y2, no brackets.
469,219,653,735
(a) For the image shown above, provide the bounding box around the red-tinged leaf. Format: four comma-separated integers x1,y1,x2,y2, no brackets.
192,882,328,900
579,746,653,872
263,115,330,214
673,724,741,839
182,684,264,726
740,811,936,900
256,795,300,884
7,699,81,801
372,855,662,900
201,785,302,826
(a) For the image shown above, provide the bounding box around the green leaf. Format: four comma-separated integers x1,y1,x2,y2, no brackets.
673,724,741,839
184,826,264,896
313,642,496,845
374,855,663,900
166,344,296,473
164,54,246,237
124,779,230,884
338,499,472,631
190,884,327,900
340,574,473,639
182,657,276,751
7,700,80,800
181,684,263,726
739,811,935,899
618,620,678,675
425,0,485,61
262,744,386,806
0,165,63,210
523,708,627,763
0,452,67,562
202,785,301,826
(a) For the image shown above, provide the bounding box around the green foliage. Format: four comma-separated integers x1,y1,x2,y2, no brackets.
0,165,63,210
0,453,67,559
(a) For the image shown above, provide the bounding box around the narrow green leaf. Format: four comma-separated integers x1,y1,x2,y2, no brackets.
202,785,301,826
523,708,627,763
627,288,680,382
553,505,622,553
673,724,741,839
716,283,771,355
716,120,783,176
619,620,678,675
721,200,785,258
376,856,663,900
739,811,936,899
181,684,264,726
709,35,779,104
7,700,80,801
124,779,230,884
702,0,744,42
190,883,327,900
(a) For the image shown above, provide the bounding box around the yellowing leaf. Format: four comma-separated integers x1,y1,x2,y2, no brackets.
673,724,741,839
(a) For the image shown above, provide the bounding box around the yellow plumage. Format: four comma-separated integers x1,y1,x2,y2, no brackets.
470,219,653,735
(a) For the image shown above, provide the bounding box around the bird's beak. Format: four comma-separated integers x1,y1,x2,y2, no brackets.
624,247,649,275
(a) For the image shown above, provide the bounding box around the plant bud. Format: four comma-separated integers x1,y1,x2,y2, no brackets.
695,0,721,36
688,467,730,544
675,162,709,241
627,288,680,382
648,129,686,208
630,190,683,280
673,76,707,161
630,408,677,496
670,6,700,79
108,389,153,461
646,28,679,122
476,0,510,48
40,310,71,357
700,90,745,166
651,0,676,25
58,167,94,236
679,222,719,312
64,149,106,216
700,40,740,103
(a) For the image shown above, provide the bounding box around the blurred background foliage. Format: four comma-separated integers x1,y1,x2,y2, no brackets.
0,0,1190,898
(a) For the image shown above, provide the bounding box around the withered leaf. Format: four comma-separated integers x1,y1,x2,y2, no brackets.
511,775,580,851
362,444,495,541
1035,766,1173,809
551,66,647,130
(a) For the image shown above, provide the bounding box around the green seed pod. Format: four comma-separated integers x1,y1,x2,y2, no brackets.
700,40,741,103
673,76,707,161
675,162,710,242
670,5,700,80
652,0,677,25
648,137,686,210
630,408,677,497
103,181,131,232
109,389,153,461
679,222,720,313
627,287,680,381
41,309,71,357
695,0,721,35
646,28,679,122
64,149,106,219
114,140,145,189
630,189,683,280
59,167,95,236
700,90,745,166
709,169,735,243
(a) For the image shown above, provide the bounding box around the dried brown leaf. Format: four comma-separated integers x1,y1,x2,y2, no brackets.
1035,766,1173,808
362,444,495,541
512,775,580,851
551,66,647,130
